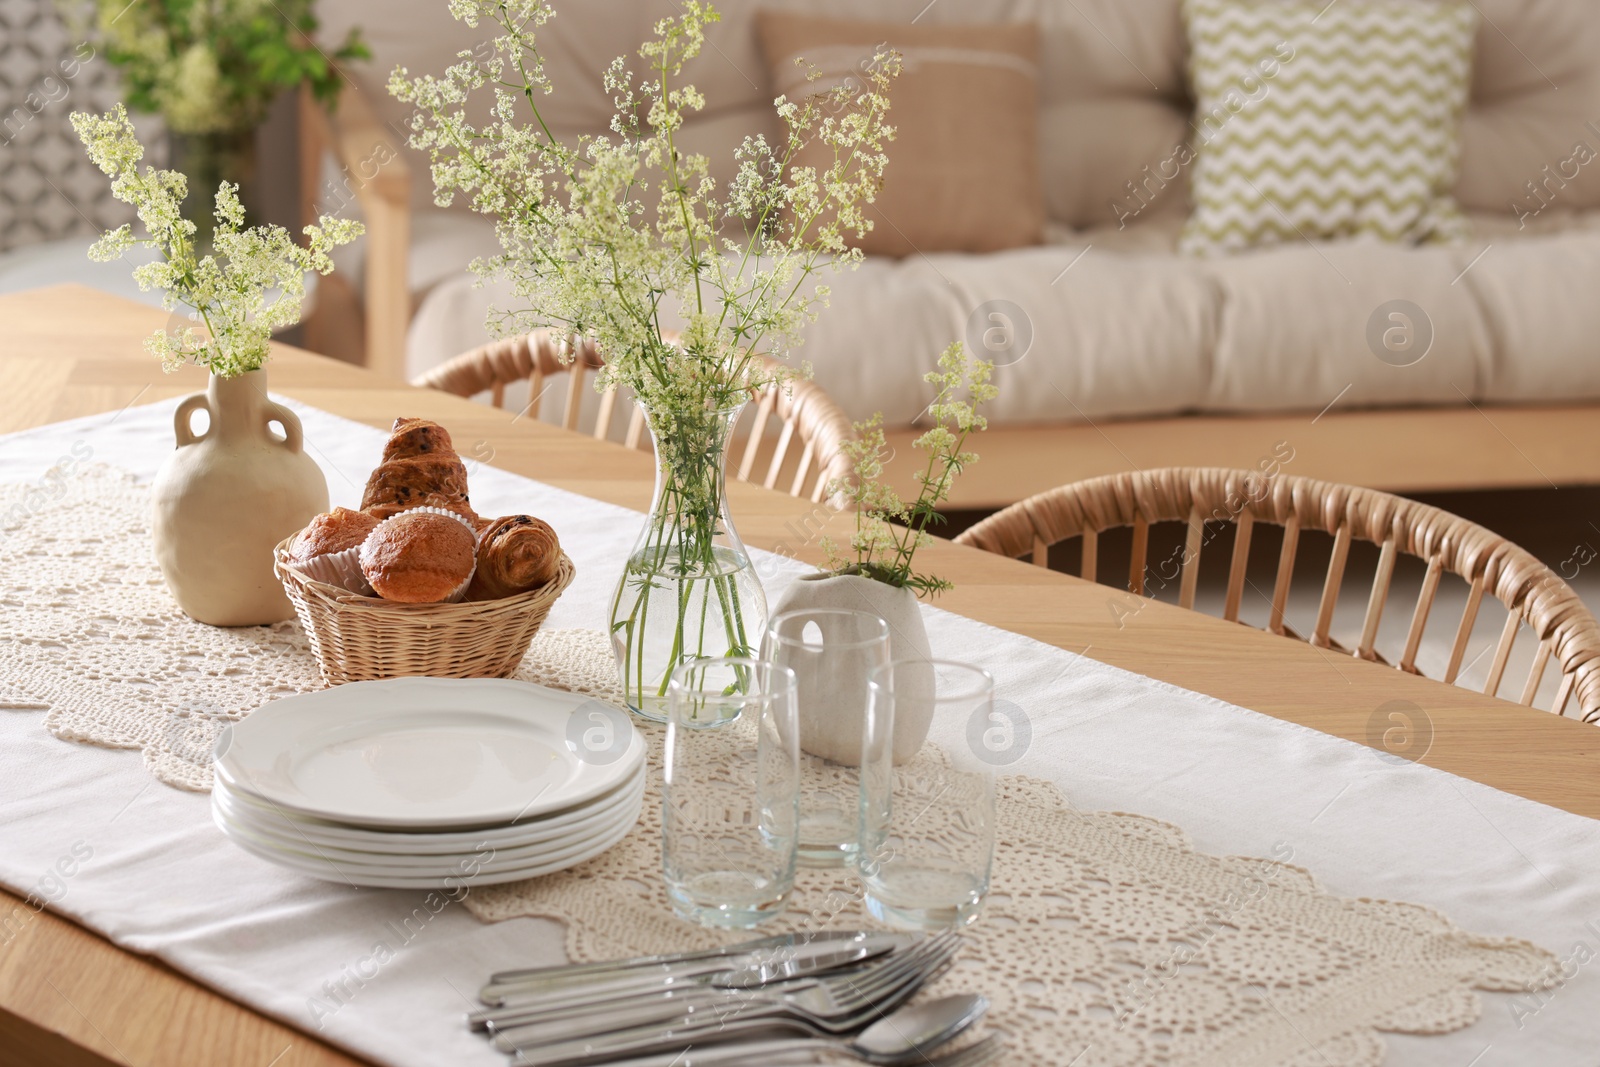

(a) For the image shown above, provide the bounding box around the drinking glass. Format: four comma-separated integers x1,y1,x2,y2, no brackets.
859,660,996,929
762,609,891,868
662,658,800,928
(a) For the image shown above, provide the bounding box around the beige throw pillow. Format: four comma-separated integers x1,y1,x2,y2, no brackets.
755,13,1044,258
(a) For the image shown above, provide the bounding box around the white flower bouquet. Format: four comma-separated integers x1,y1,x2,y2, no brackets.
72,104,363,377
391,0,900,715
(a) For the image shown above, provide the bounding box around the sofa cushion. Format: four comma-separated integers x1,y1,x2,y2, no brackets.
1464,232,1600,401
1179,0,1478,256
1198,237,1495,411
409,211,1600,423
755,12,1045,256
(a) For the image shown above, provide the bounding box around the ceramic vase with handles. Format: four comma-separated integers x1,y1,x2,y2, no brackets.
152,370,328,626
769,570,935,765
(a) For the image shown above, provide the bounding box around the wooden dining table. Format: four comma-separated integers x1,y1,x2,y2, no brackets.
2,284,1597,1067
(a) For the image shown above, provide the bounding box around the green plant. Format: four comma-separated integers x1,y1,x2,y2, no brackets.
390,0,897,420
73,104,364,377
825,343,997,596
390,0,901,710
76,0,366,134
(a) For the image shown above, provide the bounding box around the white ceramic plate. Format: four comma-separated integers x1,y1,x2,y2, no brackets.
213,782,643,878
212,794,641,889
212,771,646,865
215,677,644,829
212,764,645,854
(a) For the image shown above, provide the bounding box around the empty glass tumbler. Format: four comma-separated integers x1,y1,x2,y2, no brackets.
662,658,800,927
859,660,997,929
762,609,891,868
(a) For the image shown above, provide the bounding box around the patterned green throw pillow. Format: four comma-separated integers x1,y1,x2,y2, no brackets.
1180,0,1478,256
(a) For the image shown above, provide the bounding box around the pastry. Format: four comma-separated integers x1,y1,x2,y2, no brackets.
285,508,381,593
359,510,478,603
381,416,455,462
360,454,474,520
362,415,477,520
467,515,562,600
289,508,379,561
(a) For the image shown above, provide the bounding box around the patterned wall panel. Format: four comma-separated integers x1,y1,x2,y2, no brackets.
0,0,163,253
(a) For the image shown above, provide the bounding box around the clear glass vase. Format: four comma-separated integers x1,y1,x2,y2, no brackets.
609,401,768,722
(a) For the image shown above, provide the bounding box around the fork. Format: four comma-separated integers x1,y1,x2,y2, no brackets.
493,932,961,1056
467,940,886,1030
492,931,962,1057
509,994,970,1066
484,930,958,1038
515,1033,1007,1067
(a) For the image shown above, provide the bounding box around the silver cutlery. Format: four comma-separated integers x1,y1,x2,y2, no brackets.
492,930,962,1059
480,929,905,1004
518,1023,1004,1067
515,993,987,1067
469,939,896,1032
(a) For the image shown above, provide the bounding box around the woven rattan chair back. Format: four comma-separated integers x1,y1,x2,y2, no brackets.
413,330,855,505
955,468,1600,722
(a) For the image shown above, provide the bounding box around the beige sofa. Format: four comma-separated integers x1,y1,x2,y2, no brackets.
310,0,1600,504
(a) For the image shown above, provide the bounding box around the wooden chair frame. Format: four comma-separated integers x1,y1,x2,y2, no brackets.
956,467,1600,722
413,330,857,506
297,83,412,376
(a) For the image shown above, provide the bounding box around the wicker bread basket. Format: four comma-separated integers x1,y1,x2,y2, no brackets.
274,537,576,685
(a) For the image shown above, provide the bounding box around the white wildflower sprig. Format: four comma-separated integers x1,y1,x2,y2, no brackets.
825,343,998,596
389,0,900,441
389,1,898,704
71,104,364,378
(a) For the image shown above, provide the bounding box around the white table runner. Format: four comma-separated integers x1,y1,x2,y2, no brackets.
0,397,1596,1066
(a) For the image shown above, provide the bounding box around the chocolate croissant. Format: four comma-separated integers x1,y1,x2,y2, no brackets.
361,455,475,521
382,416,455,462
467,515,562,600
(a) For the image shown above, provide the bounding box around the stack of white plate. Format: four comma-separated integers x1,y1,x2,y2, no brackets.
210,677,646,889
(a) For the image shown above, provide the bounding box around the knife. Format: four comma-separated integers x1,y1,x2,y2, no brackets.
478,941,875,1038
469,937,907,1032
478,929,913,1006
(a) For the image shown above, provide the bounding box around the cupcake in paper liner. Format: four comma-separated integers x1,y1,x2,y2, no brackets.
358,506,479,604
284,508,380,595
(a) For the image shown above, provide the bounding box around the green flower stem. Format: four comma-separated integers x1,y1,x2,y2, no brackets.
612,403,757,713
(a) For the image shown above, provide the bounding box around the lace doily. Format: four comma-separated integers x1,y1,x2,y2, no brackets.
0,469,621,793
0,470,1559,1063
483,630,1559,1067
0,467,324,790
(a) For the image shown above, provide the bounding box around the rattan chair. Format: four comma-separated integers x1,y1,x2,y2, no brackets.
955,468,1600,722
413,330,855,505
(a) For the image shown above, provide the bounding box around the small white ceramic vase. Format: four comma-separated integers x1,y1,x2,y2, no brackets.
770,571,934,765
152,370,329,626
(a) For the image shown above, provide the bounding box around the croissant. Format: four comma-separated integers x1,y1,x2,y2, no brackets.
382,417,456,462
361,454,475,520
468,515,562,600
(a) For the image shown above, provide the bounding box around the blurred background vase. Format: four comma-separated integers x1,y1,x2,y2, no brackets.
169,129,259,249
82,0,366,243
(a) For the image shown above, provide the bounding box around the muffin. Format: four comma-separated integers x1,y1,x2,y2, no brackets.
286,508,381,593
359,509,478,604
290,508,380,560
467,515,562,600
